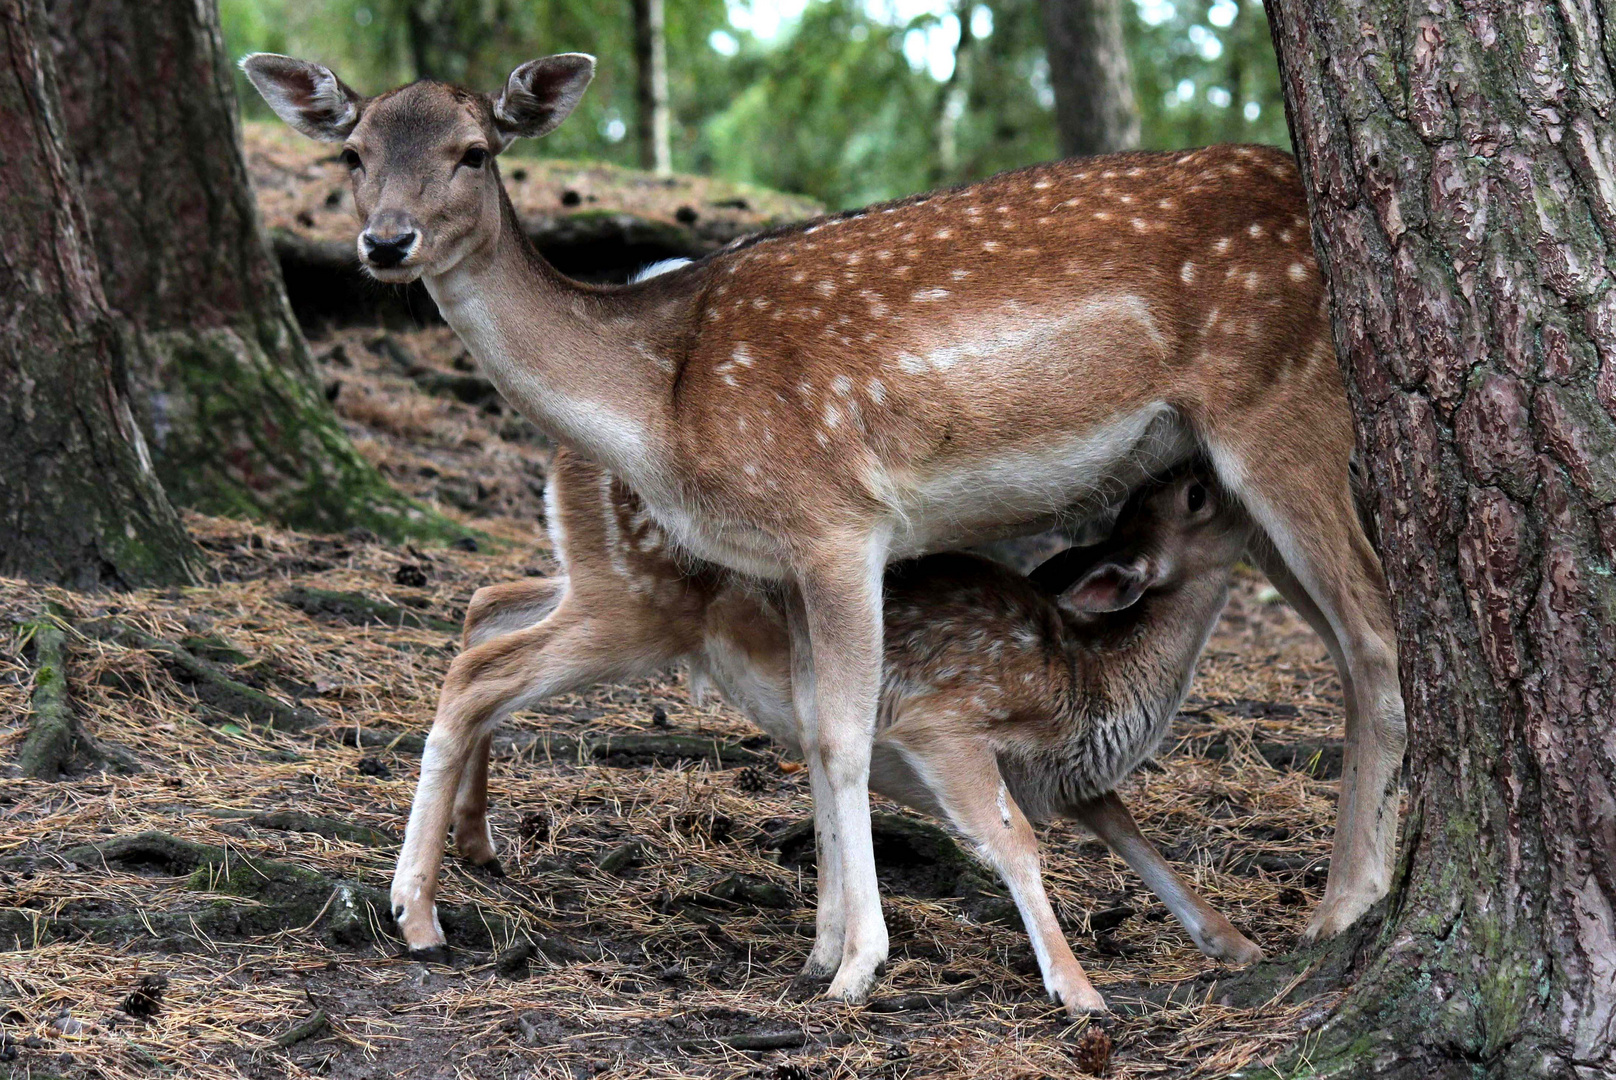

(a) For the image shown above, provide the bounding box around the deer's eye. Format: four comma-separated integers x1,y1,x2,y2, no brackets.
460,146,489,170
1186,483,1208,514
340,148,362,170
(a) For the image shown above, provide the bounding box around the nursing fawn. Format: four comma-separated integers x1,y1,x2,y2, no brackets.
244,51,1400,1000
450,451,1261,1014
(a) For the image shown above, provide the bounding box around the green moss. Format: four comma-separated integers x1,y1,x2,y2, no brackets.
131,324,478,547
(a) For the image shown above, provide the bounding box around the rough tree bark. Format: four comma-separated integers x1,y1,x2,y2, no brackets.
1037,0,1140,157
45,0,461,542
0,0,203,589
632,0,672,176
1266,1,1616,1076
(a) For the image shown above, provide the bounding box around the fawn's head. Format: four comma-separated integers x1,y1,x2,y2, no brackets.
1060,468,1250,616
242,53,594,283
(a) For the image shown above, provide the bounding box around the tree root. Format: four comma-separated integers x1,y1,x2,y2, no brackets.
0,831,517,954
79,617,325,733
338,726,774,769
278,586,461,633
246,810,397,847
16,608,140,779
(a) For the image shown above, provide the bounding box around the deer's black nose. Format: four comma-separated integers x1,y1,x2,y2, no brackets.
362,229,416,268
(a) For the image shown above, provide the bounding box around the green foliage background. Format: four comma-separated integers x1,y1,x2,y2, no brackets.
224,0,1288,209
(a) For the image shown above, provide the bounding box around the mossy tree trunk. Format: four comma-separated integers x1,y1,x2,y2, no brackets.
44,0,464,543
0,0,203,589
1037,0,1140,157
1266,1,1616,1076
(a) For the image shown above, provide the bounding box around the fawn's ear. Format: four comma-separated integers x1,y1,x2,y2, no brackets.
240,54,363,141
491,54,595,149
1060,557,1152,614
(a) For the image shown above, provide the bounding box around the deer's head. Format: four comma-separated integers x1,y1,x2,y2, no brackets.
1058,469,1251,616
241,53,594,283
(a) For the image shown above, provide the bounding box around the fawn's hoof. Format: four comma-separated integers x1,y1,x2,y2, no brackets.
468,857,506,879
405,944,453,965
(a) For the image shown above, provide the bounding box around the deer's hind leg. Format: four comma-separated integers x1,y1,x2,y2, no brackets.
391,598,682,954
1204,395,1405,943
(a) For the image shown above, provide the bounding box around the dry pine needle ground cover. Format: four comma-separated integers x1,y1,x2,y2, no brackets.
3,329,1361,1080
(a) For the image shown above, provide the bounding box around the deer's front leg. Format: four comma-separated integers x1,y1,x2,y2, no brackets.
788,549,889,1003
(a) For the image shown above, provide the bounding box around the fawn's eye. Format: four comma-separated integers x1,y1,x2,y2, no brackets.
460,146,489,170
1186,483,1208,514
340,148,362,170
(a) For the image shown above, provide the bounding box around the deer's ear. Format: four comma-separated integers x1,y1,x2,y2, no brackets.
491,54,595,148
240,54,362,142
1059,558,1152,614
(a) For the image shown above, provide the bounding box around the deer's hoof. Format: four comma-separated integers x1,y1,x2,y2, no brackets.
405,944,453,965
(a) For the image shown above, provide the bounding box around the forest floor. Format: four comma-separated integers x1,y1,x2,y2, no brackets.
2,324,1356,1080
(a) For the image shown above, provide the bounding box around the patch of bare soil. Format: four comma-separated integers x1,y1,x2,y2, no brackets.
2,357,1355,1079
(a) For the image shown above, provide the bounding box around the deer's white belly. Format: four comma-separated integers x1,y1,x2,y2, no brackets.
874,403,1194,559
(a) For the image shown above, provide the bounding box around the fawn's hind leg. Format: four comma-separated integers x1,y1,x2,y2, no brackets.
391,601,679,953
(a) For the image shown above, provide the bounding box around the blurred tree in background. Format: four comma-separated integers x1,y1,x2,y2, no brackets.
221,0,1289,209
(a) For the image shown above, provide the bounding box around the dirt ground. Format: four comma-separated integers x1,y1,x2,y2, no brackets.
2,318,1357,1079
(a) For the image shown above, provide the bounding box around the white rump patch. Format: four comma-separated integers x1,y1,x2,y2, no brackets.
629,257,692,282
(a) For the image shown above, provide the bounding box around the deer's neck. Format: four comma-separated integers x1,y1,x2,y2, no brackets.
422,188,683,488
1072,575,1231,718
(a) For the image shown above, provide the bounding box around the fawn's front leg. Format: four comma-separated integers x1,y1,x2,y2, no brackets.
884,724,1105,1015
1071,791,1263,965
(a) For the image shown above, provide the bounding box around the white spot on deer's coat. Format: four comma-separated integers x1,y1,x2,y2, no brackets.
866,378,886,404
732,343,754,366
816,280,835,297
934,228,952,240
1244,271,1260,291
912,288,949,302
1131,218,1148,232
1288,262,1308,282
1213,237,1231,254
832,374,853,396
897,352,927,375
1180,262,1196,284
951,268,970,280
982,240,1002,252
1033,179,1052,190
1248,223,1265,239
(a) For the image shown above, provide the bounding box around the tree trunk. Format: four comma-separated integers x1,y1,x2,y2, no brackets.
1266,1,1616,1076
0,0,203,589
632,0,671,176
45,0,460,543
1036,0,1139,157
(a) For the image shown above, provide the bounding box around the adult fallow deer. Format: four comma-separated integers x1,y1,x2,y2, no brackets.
243,51,1404,1003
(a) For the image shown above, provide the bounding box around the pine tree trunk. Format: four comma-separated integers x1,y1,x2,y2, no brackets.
0,0,203,589
1037,0,1140,157
632,0,672,176
44,0,461,542
1265,1,1616,1076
